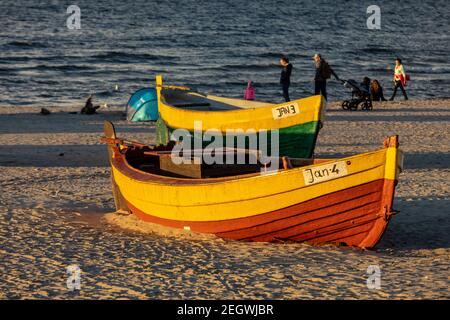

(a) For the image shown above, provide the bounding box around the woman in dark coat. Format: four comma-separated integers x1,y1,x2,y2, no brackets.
279,56,293,102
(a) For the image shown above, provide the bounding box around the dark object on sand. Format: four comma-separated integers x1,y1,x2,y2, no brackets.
68,111,78,114
40,108,51,115
81,96,100,115
341,79,373,111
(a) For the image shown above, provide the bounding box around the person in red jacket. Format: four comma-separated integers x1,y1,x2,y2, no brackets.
389,58,408,101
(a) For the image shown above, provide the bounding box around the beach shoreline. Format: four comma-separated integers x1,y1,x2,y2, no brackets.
0,98,449,299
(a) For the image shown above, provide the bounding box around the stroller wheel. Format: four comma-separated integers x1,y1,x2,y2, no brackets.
342,101,350,110
349,100,358,110
360,100,373,110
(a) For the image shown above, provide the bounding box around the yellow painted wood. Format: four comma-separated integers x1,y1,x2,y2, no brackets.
156,75,162,109
111,144,401,222
385,147,404,180
155,75,325,131
205,95,273,109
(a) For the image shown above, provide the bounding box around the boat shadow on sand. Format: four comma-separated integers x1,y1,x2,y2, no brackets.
0,111,154,134
0,144,111,167
378,196,450,251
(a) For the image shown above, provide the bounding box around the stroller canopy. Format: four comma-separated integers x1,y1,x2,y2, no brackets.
126,88,158,122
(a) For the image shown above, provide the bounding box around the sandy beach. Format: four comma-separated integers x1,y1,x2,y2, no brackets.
0,99,449,299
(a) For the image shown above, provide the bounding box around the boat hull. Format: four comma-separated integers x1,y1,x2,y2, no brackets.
156,120,321,158
120,178,394,248
155,75,325,159
105,129,402,249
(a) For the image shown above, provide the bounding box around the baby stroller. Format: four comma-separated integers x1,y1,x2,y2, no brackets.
341,78,373,111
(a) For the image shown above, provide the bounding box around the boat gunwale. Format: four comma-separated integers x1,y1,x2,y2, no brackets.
112,144,388,186
158,94,322,125
156,75,325,131
160,90,274,112
113,157,386,208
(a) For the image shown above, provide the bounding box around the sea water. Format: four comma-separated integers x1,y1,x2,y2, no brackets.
0,0,449,107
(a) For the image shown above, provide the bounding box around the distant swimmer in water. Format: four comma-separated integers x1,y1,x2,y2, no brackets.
81,95,100,114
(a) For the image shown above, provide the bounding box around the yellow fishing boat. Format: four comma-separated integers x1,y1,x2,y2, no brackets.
155,75,325,158
102,121,403,249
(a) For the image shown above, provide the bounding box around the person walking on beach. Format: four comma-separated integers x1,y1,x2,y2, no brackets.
279,56,292,102
389,57,408,101
313,53,339,100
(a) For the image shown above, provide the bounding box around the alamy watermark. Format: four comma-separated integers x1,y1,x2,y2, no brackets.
169,121,280,173
66,264,81,291
66,5,81,30
367,5,381,30
366,265,381,289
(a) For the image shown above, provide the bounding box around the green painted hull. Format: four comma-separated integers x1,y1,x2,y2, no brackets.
156,119,321,158
277,121,321,158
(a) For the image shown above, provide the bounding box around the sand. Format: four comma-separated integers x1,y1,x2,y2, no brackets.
0,99,449,299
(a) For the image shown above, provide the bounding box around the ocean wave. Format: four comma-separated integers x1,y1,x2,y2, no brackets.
4,41,47,49
90,51,179,63
0,56,30,63
360,47,395,54
27,64,94,72
206,64,278,72
0,67,15,73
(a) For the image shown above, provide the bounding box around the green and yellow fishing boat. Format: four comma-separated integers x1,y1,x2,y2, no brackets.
155,75,325,158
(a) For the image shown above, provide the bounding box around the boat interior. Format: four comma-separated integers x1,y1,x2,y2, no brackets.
123,143,328,179
103,121,332,180
161,88,273,112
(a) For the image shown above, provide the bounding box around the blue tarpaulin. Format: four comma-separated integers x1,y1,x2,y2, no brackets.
126,88,158,122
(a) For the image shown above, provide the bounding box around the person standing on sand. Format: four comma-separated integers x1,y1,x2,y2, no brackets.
389,57,408,101
361,77,371,93
279,56,293,102
313,53,339,101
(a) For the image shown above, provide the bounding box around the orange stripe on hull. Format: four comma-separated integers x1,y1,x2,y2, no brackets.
126,179,395,248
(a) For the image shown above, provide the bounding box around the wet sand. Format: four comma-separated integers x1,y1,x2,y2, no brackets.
0,99,449,299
